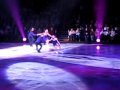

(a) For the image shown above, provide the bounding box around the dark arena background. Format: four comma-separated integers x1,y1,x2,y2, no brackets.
0,0,120,90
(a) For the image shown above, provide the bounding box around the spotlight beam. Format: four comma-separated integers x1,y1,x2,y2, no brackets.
5,0,25,39
95,0,107,41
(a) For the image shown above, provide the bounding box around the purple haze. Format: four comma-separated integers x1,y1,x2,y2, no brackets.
6,0,25,38
95,0,106,39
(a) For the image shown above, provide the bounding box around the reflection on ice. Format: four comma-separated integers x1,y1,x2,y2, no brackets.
6,62,88,90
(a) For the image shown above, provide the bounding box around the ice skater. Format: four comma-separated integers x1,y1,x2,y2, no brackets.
35,34,44,53
28,27,37,46
49,35,61,50
37,29,52,45
35,29,52,52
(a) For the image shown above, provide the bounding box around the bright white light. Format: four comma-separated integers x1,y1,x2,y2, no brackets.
0,43,81,59
1,43,120,71
0,45,35,59
41,44,50,52
96,45,100,50
23,38,27,42
6,62,87,90
96,38,100,43
32,44,36,49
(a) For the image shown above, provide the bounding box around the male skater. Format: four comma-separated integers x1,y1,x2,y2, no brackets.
28,27,37,46
35,34,44,53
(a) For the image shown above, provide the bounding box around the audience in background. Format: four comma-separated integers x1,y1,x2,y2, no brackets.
0,12,120,44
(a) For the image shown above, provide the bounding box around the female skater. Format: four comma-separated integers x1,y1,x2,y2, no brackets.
36,29,52,52
37,29,52,45
49,35,61,49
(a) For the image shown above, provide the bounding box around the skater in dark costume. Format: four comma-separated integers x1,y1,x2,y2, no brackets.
28,28,37,46
38,29,52,45
35,34,44,53
36,29,52,52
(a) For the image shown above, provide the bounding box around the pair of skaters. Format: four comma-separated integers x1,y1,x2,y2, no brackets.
28,28,60,53
36,29,61,53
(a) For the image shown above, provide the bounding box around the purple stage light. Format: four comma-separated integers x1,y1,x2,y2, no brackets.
96,38,100,43
95,0,107,42
23,38,27,42
6,62,87,90
5,0,26,40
